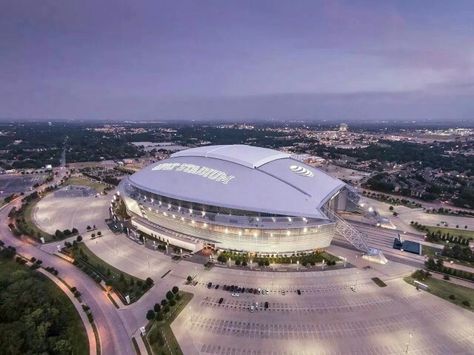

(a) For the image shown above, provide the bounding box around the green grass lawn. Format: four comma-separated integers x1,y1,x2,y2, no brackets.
425,225,474,239
421,244,442,258
0,258,89,354
16,196,54,241
70,242,150,303
147,291,194,355
64,176,108,193
404,276,473,311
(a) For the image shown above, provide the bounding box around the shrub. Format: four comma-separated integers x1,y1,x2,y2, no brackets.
163,305,170,313
462,300,470,307
156,312,164,321
169,299,176,306
449,294,456,300
161,299,168,306
172,286,179,294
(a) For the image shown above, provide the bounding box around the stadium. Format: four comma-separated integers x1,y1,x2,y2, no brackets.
118,145,361,254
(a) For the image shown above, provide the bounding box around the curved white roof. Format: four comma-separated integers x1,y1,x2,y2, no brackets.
128,145,345,219
172,145,290,168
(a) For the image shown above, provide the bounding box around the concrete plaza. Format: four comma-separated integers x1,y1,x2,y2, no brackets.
34,191,110,234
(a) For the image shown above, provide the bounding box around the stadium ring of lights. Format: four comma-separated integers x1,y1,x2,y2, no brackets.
117,145,358,254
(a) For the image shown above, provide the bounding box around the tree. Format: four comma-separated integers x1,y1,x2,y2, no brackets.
425,257,436,270
436,258,444,270
97,231,102,236
146,310,155,320
76,235,82,242
161,299,168,306
389,206,394,211
166,291,174,300
86,225,91,231
72,227,78,234
186,275,192,283
172,286,179,294
153,303,161,313
145,277,154,287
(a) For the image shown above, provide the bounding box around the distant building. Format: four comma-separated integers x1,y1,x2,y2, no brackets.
339,123,348,132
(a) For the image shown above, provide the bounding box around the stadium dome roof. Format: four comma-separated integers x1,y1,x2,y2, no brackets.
128,145,345,219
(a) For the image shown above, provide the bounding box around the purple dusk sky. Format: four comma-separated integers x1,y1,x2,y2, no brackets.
1,0,473,121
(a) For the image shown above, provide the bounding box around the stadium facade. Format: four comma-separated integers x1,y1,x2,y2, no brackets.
118,145,358,254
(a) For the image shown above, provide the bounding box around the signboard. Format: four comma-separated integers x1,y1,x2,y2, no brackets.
152,163,235,184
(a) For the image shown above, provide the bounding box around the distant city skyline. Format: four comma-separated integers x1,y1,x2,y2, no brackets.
1,0,473,121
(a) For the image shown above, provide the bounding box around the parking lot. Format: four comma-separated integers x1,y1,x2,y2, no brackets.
0,174,47,199
172,267,474,355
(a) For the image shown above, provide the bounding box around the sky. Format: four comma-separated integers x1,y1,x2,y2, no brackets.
1,0,473,122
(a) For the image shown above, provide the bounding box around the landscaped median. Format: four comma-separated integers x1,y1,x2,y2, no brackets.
144,287,193,355
62,240,153,304
404,270,473,311
216,250,340,268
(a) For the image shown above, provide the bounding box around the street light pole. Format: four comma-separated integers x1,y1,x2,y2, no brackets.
405,332,413,354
